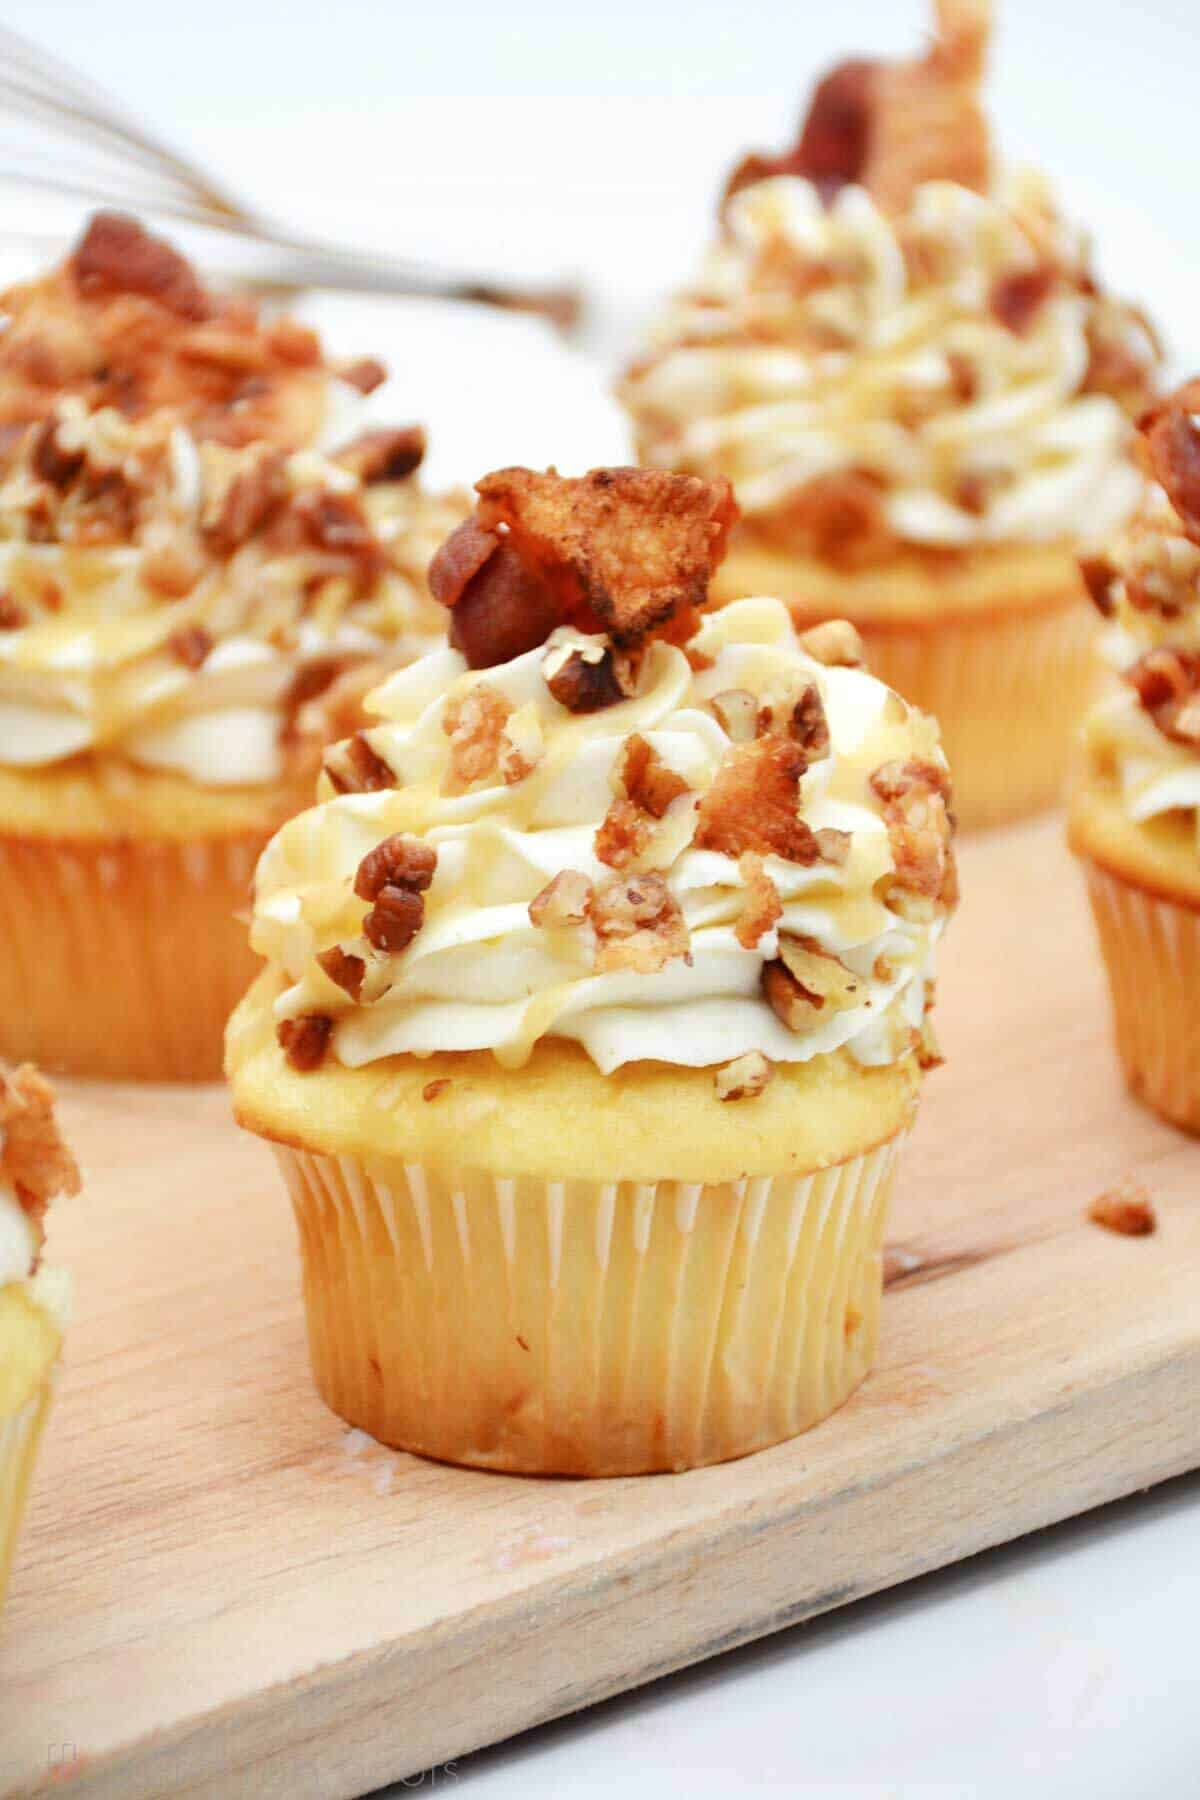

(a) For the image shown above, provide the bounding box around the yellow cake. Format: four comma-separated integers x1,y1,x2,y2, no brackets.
0,1065,78,1608
228,465,957,1475
620,0,1160,829
1069,381,1200,1133
0,214,465,1079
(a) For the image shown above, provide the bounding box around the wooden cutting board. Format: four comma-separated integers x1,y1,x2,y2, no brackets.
1,817,1198,1799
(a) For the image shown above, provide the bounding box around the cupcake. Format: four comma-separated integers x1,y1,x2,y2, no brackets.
227,465,957,1475
621,1,1160,828
1069,381,1200,1133
0,1064,78,1606
0,213,464,1079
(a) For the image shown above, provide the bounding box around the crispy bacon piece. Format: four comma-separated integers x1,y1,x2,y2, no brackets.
278,1013,333,1072
474,466,737,648
722,1,989,217
430,520,562,669
589,873,691,974
1124,646,1200,746
695,738,820,863
334,425,426,484
1139,379,1200,542
596,734,692,870
0,1064,80,1217
70,212,212,321
736,852,783,949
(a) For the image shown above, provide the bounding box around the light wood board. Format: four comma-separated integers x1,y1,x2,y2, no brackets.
1,816,1198,1798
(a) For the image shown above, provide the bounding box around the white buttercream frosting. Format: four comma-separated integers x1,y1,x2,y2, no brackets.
254,597,955,1074
624,172,1154,553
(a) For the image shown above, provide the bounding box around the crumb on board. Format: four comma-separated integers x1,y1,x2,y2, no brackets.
1087,1182,1157,1237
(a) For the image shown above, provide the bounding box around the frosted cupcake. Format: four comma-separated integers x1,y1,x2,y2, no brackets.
0,214,464,1079
227,465,957,1475
621,1,1160,828
0,1065,78,1607
1069,381,1200,1133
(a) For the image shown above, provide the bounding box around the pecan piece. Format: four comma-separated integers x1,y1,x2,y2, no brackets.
1124,647,1200,746
616,733,690,819
355,834,437,902
695,738,819,864
735,852,782,949
763,935,862,1032
529,870,593,928
797,619,864,667
871,759,958,911
710,689,759,742
0,593,26,630
1140,381,1200,542
714,1051,774,1102
317,945,366,1001
278,1013,333,1072
989,264,1056,334
167,624,213,669
442,682,513,790
1079,553,1118,618
543,641,634,713
70,211,212,321
1088,1183,1156,1237
334,426,426,484
323,731,398,794
362,886,425,953
589,873,691,974
203,447,288,555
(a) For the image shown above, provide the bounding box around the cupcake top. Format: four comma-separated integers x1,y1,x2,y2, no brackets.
621,1,1159,565
0,215,464,790
1082,381,1200,838
0,1064,79,1300
254,467,956,1089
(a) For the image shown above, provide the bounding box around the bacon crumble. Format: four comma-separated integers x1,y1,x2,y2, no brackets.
596,733,692,870
166,624,214,669
1139,380,1200,543
0,1064,81,1219
694,738,820,863
989,264,1057,334
870,759,958,912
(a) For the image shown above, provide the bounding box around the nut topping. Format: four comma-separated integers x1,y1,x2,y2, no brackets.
278,1013,333,1072
323,731,398,795
589,873,691,973
695,738,821,863
529,870,593,928
714,1050,774,1102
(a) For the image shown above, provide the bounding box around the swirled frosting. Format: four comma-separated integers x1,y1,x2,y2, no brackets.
0,409,464,787
255,596,956,1074
622,170,1156,556
1084,476,1200,840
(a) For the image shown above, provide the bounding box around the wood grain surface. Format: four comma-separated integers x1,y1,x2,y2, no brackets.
1,817,1197,1799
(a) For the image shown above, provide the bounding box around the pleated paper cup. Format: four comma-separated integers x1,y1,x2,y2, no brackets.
274,1135,906,1476
1083,859,1200,1135
0,1375,54,1610
858,598,1098,831
0,831,264,1080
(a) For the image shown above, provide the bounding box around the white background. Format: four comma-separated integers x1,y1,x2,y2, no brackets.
6,3,1198,1794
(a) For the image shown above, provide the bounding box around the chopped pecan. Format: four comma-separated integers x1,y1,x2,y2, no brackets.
29,416,84,489
989,264,1056,334
695,738,819,863
70,212,212,321
141,537,205,598
354,834,437,903
474,466,737,648
337,356,388,395
1087,1184,1156,1237
871,759,958,910
776,470,892,569
714,1050,774,1101
1124,647,1200,746
323,731,398,795
317,945,366,1001
362,886,425,953
594,800,653,871
0,593,26,630
915,1013,944,1071
617,733,691,819
763,934,863,1031
589,872,691,974
442,681,513,789
710,689,759,742
498,704,544,784
1080,553,1119,618
423,1078,452,1102
203,447,288,554
736,852,782,949
167,624,213,669
278,1013,333,1072
797,618,864,667
529,869,593,928
787,683,830,762
1140,380,1200,542
543,641,634,712
334,425,426,484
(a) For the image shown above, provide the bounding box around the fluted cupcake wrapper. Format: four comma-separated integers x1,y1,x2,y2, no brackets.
274,1134,906,1476
0,1376,53,1611
1084,860,1200,1135
862,598,1097,832
0,832,264,1080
